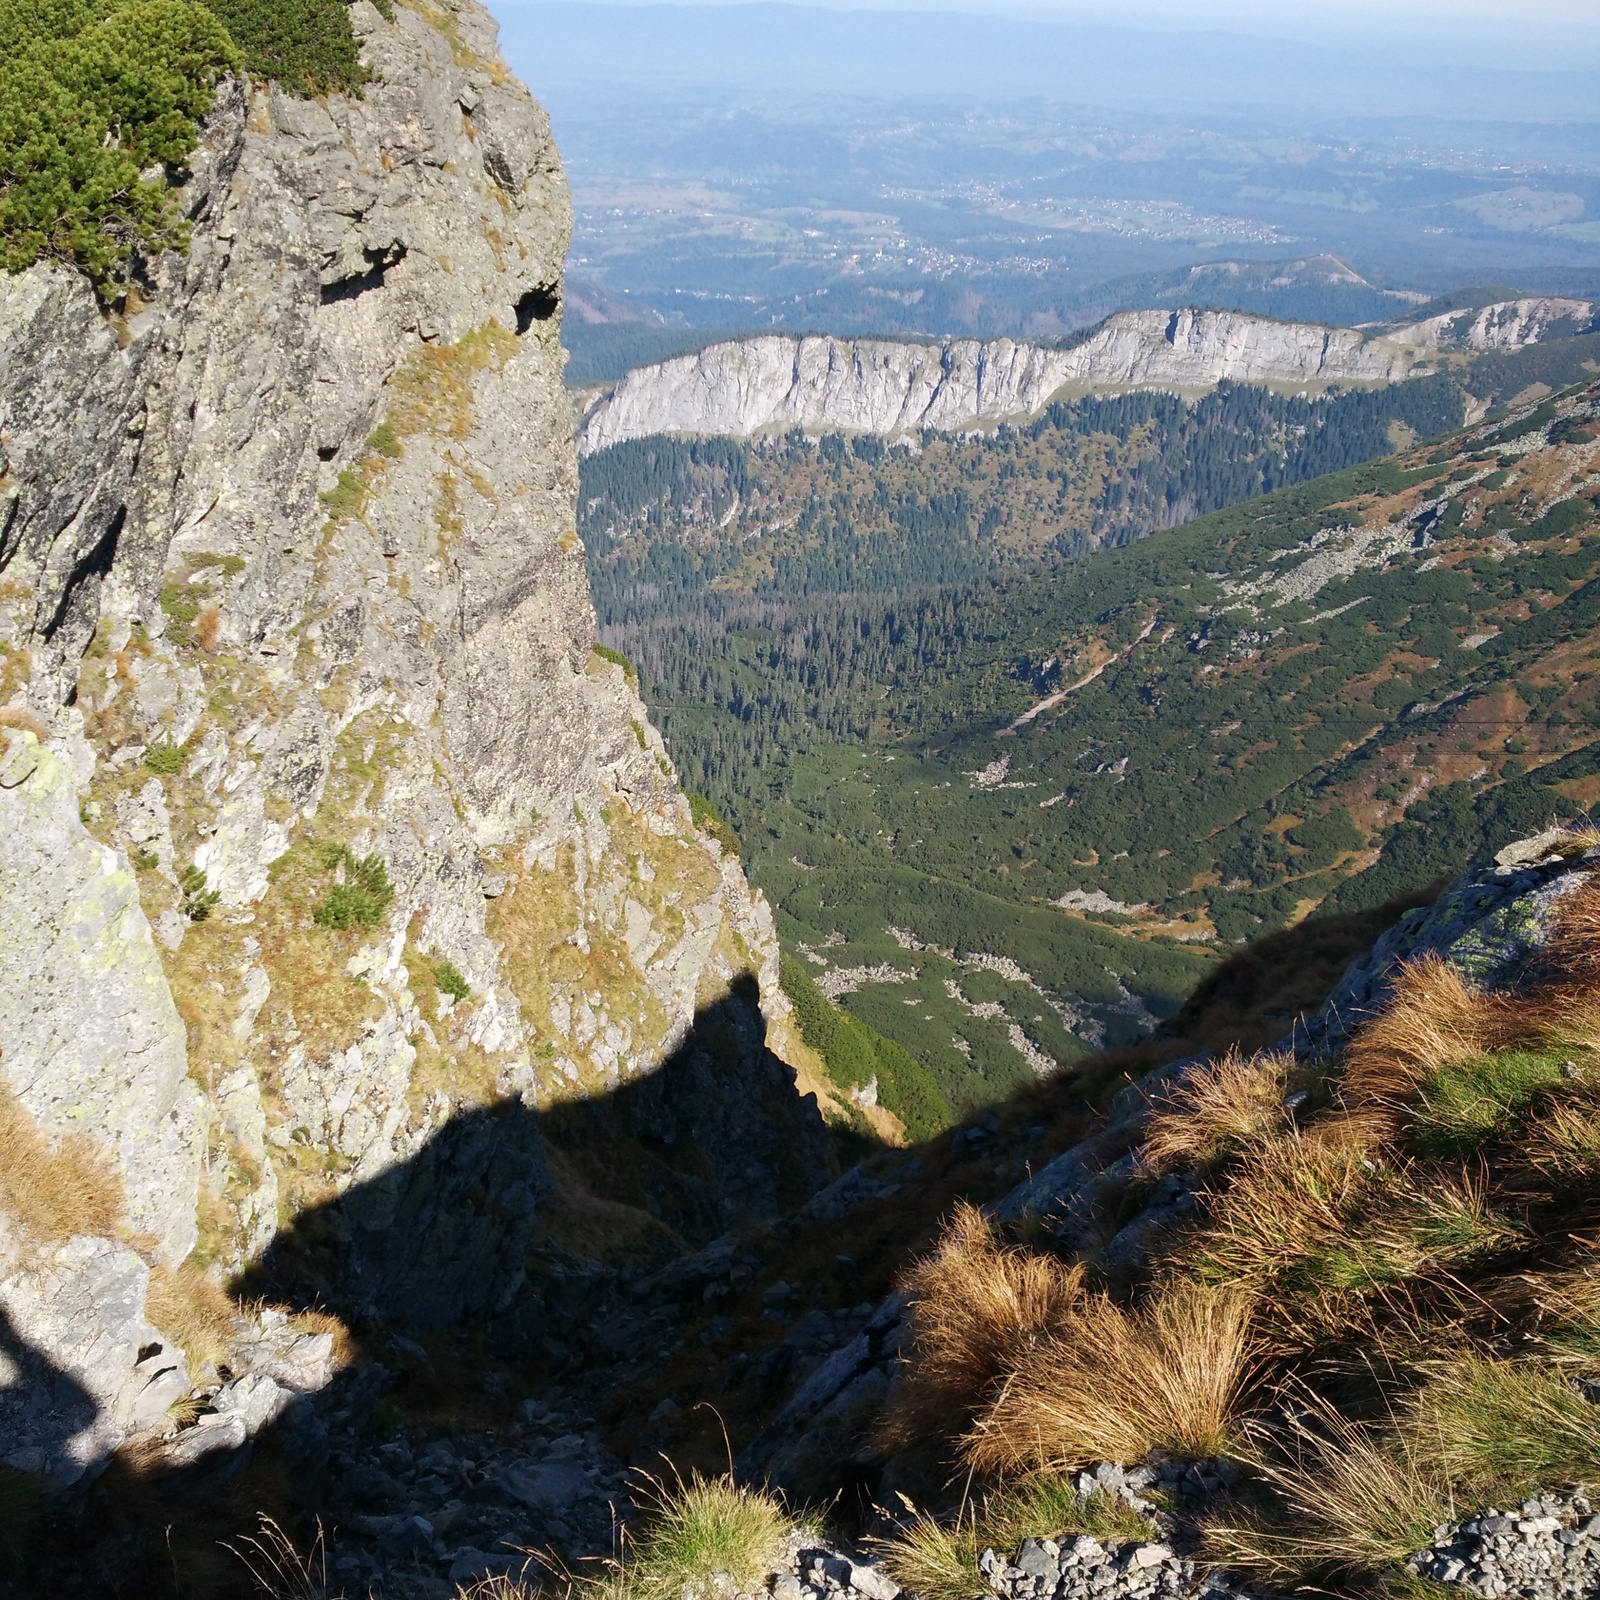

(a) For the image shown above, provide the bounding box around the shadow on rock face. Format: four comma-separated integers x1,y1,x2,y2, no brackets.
236,974,831,1327
0,1296,99,1489
6,979,830,1599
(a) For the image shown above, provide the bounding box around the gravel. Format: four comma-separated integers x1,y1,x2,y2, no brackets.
1409,1495,1600,1599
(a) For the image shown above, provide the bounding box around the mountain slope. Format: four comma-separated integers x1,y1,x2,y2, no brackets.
0,0,829,1532
623,378,1600,1116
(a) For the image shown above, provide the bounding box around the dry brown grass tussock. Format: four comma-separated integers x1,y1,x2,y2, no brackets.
0,1082,125,1245
145,1263,241,1373
878,1202,1086,1453
289,1305,361,1371
1342,956,1518,1111
962,1276,1257,1474
0,707,49,739
1540,871,1600,994
1141,1050,1293,1171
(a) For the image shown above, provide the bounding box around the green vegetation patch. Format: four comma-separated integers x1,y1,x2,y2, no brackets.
593,642,639,690
312,842,395,930
433,958,469,1003
1,0,375,294
781,950,953,1140
0,0,237,291
143,740,187,774
687,790,740,858
1412,1048,1572,1156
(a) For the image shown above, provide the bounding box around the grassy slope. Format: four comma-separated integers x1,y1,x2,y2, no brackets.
694,381,1600,1115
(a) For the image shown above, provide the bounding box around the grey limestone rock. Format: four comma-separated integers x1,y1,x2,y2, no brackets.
0,735,200,1263
574,298,1593,454
0,1228,187,1486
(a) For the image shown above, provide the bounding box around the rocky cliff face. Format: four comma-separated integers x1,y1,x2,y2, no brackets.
0,0,825,1490
574,298,1597,454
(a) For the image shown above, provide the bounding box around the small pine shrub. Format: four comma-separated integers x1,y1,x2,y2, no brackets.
779,949,952,1138
0,0,238,293
143,740,186,774
179,863,219,920
203,0,369,94
0,0,378,291
433,959,469,1003
312,846,394,930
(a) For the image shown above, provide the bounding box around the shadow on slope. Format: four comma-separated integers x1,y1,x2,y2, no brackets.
570,888,1445,1500
8,976,830,1599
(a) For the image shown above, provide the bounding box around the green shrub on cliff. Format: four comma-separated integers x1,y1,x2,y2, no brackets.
203,0,371,96
0,0,237,290
0,0,374,292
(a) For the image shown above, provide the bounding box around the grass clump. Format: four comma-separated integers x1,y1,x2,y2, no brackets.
585,1472,796,1600
312,843,394,930
143,740,187,774
965,1275,1255,1473
1142,1049,1292,1170
160,580,202,645
0,1082,125,1244
879,1202,1087,1454
1206,1399,1455,1581
877,1479,1156,1600
1405,1357,1600,1498
882,1203,1254,1471
145,1262,240,1373
1411,1048,1570,1155
367,420,403,458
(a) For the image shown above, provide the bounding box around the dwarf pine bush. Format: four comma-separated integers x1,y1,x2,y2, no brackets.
0,0,373,293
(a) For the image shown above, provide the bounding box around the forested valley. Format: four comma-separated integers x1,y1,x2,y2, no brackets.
583,372,1600,1137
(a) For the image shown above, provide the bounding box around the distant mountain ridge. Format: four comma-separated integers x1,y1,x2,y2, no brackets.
575,297,1598,455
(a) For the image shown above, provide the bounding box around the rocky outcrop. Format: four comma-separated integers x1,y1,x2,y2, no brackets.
574,299,1595,454
1390,295,1598,354
0,0,825,1490
0,736,200,1264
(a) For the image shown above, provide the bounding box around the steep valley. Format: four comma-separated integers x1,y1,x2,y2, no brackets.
6,4,1600,1598
595,379,1600,1128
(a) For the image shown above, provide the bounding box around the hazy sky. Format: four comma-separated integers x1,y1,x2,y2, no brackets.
522,0,1600,63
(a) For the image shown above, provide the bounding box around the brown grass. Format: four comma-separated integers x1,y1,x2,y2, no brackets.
0,1082,125,1244
0,706,49,739
963,1276,1257,1473
1142,1050,1292,1170
194,607,223,651
878,1203,1087,1453
145,1264,241,1373
288,1306,361,1372
1540,868,1600,993
1342,956,1517,1112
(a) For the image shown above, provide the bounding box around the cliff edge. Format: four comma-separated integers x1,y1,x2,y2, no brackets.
0,0,826,1491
